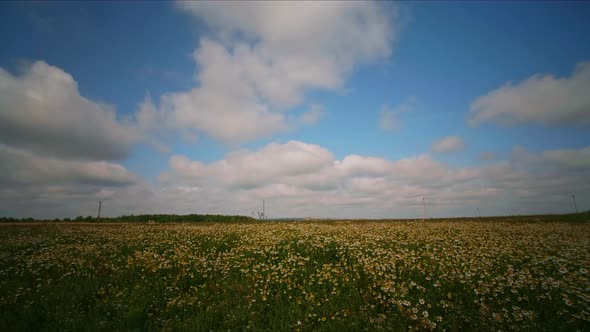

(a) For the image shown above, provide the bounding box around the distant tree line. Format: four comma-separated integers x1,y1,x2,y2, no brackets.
0,214,256,223
0,211,587,224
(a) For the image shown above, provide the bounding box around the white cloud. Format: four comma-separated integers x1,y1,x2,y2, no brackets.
161,141,477,197
144,1,398,144
508,145,590,173
152,40,290,144
154,141,456,217
0,62,167,218
431,136,465,153
0,144,136,186
378,97,414,131
156,141,590,218
378,106,398,131
300,104,324,125
469,61,590,126
0,144,137,187
3,139,589,218
0,143,151,218
164,140,334,188
0,61,139,160
542,147,590,171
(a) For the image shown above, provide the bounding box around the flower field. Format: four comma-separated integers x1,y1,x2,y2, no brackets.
1,220,589,331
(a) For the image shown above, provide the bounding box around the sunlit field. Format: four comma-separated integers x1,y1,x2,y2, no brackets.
1,219,589,331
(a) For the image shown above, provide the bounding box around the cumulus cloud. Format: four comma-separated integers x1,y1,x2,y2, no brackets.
161,141,453,195
163,141,478,197
508,145,590,172
140,1,398,144
431,136,465,153
469,61,590,126
4,139,588,218
0,61,168,218
0,61,139,160
163,140,335,189
156,141,468,217
0,144,136,187
0,143,149,218
156,141,590,218
542,146,590,171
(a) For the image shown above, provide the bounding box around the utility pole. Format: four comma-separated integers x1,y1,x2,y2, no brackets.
572,194,578,213
422,197,426,219
97,201,102,221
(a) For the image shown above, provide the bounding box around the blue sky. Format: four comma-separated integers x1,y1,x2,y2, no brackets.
1,1,589,218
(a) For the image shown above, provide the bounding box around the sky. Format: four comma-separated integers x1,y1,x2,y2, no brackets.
0,1,589,219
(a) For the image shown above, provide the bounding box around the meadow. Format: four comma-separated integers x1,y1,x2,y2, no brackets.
0,218,589,331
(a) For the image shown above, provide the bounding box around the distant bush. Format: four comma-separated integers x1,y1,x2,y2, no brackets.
0,211,587,223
